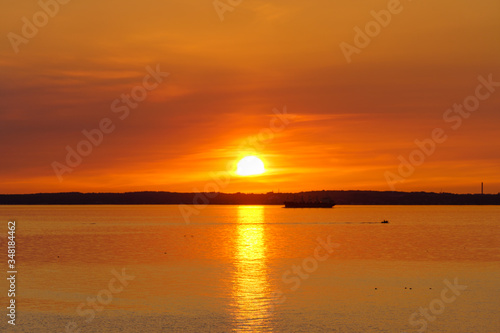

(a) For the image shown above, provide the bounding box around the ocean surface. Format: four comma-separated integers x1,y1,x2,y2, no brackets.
0,205,499,332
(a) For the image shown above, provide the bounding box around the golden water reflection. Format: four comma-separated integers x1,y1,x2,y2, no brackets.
231,206,273,332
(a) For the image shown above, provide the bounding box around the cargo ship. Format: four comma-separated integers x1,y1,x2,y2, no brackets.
283,200,335,208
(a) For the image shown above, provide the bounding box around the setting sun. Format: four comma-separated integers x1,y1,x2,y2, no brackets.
236,156,265,176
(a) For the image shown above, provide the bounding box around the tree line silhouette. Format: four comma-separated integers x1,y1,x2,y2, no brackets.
0,190,499,205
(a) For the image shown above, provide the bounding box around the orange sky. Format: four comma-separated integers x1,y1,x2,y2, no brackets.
1,0,499,194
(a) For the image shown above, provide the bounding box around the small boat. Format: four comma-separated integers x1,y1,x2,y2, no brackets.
284,201,335,208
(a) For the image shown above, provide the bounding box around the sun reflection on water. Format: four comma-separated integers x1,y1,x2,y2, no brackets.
231,206,273,332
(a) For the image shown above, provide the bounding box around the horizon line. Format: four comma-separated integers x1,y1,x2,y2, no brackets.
1,190,498,196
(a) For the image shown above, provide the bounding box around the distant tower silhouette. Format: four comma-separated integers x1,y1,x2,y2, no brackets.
481,182,484,195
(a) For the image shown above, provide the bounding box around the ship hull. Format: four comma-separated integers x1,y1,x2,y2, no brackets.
283,201,335,208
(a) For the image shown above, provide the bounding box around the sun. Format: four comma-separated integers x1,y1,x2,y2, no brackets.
236,156,265,176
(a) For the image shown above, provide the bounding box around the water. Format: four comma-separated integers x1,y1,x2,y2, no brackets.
1,205,499,332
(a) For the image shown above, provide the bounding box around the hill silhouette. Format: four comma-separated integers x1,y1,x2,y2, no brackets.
0,190,499,205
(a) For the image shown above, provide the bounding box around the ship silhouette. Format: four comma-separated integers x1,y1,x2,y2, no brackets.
284,197,335,208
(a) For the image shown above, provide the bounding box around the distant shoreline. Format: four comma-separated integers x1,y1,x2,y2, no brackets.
0,190,499,205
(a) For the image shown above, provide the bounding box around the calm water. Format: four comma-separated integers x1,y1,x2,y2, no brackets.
1,205,499,332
